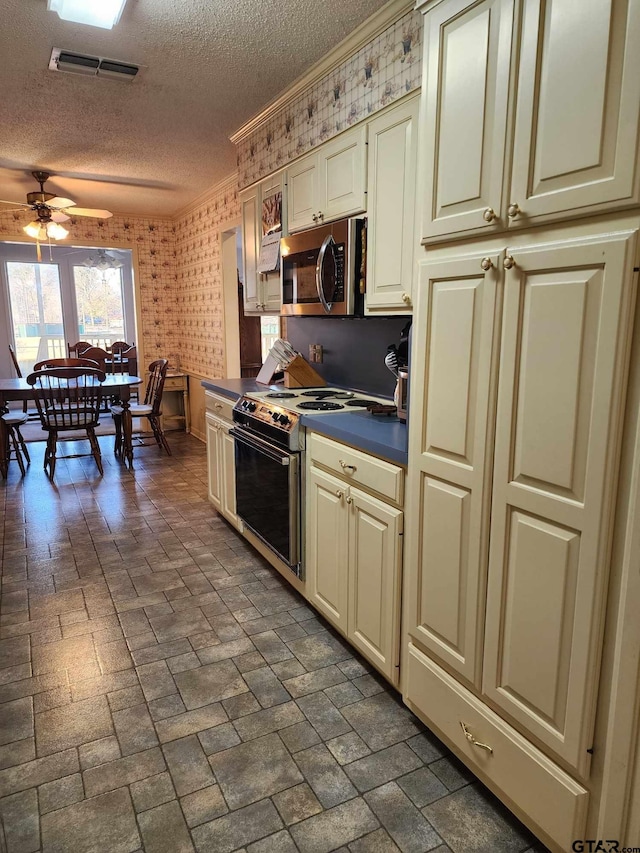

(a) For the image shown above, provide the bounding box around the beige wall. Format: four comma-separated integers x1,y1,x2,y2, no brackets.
173,176,240,379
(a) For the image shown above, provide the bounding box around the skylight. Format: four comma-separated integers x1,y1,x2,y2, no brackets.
47,0,127,30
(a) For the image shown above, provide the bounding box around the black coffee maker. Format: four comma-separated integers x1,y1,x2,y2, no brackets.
385,320,411,422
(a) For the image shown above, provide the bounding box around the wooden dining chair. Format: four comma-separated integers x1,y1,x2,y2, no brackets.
1,410,30,477
34,357,100,371
8,344,40,422
26,366,107,479
67,341,92,357
111,359,171,457
78,347,109,372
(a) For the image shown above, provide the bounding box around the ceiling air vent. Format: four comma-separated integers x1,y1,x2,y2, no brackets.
49,48,139,81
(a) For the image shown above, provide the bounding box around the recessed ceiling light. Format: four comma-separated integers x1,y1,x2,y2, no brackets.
47,0,127,30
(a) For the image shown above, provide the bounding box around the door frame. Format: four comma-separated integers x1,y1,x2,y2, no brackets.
219,219,242,378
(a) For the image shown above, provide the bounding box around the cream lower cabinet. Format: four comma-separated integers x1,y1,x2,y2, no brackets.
205,392,240,530
365,93,420,314
306,433,404,685
403,224,638,851
419,0,640,242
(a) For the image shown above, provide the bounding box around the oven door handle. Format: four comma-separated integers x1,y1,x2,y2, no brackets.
230,428,292,466
315,234,335,314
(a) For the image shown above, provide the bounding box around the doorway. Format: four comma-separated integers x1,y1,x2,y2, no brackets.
220,223,281,379
0,242,135,377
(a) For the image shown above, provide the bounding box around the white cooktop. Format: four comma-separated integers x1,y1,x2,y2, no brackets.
248,387,393,414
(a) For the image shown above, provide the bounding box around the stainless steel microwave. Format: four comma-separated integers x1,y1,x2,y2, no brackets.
280,217,365,316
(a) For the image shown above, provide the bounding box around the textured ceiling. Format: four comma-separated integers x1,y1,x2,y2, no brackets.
0,0,391,218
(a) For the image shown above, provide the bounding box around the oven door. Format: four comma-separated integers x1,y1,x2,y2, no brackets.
231,427,301,576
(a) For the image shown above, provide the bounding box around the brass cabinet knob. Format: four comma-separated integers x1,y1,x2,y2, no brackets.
336,490,343,499
318,211,324,221
503,255,516,270
483,207,497,222
401,292,412,304
345,495,353,504
312,214,318,223
481,257,493,271
507,202,520,219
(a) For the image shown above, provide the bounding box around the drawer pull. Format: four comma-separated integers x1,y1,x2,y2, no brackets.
214,403,223,409
339,459,357,472
336,490,344,500
345,495,353,504
460,721,493,754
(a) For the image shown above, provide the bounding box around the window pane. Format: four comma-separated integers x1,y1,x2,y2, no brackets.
6,262,64,373
260,315,281,361
73,266,125,349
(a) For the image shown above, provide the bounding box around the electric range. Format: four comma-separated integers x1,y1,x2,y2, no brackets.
232,387,393,450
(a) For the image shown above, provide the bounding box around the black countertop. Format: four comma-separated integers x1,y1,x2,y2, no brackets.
202,379,408,466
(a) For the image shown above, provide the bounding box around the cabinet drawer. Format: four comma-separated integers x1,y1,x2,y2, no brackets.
165,376,186,392
405,644,588,852
205,391,235,423
308,433,403,505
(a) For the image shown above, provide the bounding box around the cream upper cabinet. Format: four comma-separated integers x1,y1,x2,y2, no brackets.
306,433,404,684
365,94,420,315
404,250,501,686
419,0,640,242
240,172,285,313
420,0,515,241
240,186,260,310
509,0,640,225
287,124,367,233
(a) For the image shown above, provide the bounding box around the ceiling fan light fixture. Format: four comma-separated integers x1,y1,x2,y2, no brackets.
23,220,69,241
47,0,127,30
46,222,69,240
83,250,123,270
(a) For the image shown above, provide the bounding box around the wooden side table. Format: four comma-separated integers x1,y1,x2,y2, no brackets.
162,372,190,432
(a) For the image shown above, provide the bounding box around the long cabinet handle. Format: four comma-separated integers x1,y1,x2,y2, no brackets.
460,721,493,754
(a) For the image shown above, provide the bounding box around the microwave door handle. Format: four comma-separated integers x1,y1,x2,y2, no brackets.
316,234,335,314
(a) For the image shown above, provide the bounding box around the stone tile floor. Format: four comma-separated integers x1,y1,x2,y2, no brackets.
0,432,551,853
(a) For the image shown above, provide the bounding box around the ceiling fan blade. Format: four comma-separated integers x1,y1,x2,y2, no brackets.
0,199,30,207
48,197,76,209
50,211,71,223
64,206,113,219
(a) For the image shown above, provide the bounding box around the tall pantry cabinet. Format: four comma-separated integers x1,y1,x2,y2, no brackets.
403,1,640,851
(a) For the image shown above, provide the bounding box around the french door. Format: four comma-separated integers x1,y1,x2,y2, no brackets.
0,243,135,377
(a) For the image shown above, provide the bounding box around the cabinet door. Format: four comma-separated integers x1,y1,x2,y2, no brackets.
348,486,403,684
508,0,640,226
420,0,515,242
220,423,240,529
287,154,318,232
365,95,419,314
240,187,260,311
319,125,367,223
405,252,501,686
205,413,223,512
483,231,637,774
305,465,349,632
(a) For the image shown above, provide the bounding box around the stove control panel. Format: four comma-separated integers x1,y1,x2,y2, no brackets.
233,396,299,435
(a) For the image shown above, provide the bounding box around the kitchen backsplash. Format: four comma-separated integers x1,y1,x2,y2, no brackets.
284,316,409,398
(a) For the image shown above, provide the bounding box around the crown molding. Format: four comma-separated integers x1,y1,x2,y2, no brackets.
173,172,239,220
230,0,414,145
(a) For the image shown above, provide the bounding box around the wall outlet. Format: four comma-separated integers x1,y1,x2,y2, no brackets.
309,344,323,363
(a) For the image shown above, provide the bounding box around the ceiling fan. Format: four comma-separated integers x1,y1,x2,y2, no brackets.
0,171,113,256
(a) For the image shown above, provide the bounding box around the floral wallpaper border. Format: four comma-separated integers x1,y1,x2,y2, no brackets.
235,8,423,188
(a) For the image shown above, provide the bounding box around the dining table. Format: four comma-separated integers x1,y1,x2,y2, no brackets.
0,374,143,477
